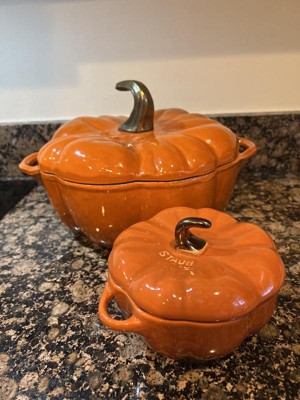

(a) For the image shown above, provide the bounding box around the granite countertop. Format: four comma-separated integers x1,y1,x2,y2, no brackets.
0,171,299,400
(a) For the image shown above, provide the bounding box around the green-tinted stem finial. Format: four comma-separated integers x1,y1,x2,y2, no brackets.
116,80,154,133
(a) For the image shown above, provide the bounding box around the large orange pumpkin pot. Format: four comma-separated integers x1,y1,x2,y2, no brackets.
99,207,285,360
19,81,256,247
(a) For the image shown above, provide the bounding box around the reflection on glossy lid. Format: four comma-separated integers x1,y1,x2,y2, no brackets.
109,208,285,322
37,80,239,185
38,110,238,184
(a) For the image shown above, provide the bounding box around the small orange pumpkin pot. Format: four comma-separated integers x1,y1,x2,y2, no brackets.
19,81,256,247
99,207,285,360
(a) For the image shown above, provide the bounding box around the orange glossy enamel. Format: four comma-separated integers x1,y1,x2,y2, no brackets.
19,108,256,246
108,207,285,321
37,109,240,184
99,207,285,360
99,277,278,360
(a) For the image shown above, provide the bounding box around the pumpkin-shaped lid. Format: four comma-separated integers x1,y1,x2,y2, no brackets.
37,81,240,185
108,207,285,322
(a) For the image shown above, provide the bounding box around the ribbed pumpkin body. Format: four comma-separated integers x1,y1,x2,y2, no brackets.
99,207,285,360
31,110,255,246
19,81,256,246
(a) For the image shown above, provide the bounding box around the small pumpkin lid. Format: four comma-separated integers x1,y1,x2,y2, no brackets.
108,207,285,323
37,81,240,185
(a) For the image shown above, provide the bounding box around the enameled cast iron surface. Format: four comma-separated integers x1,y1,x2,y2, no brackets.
99,207,285,360
19,81,256,247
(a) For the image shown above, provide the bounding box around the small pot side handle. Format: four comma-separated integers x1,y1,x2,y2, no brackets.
237,138,257,162
19,152,40,177
98,283,143,333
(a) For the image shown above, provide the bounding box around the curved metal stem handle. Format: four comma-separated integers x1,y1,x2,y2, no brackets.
116,80,154,133
175,217,212,252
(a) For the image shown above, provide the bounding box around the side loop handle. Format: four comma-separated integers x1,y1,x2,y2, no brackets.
175,217,211,252
19,153,40,177
98,283,143,333
237,138,257,162
116,80,154,133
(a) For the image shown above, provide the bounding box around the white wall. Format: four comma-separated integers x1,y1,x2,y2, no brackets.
0,0,299,123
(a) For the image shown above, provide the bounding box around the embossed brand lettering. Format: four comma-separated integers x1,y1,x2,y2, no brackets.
159,250,194,266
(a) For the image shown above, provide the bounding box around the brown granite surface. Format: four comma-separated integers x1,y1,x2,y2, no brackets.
0,171,299,400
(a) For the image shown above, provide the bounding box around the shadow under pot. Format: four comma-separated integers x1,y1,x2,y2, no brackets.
19,80,256,247
99,207,285,361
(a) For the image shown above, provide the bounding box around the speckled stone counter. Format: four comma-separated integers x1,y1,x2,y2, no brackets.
0,171,299,400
